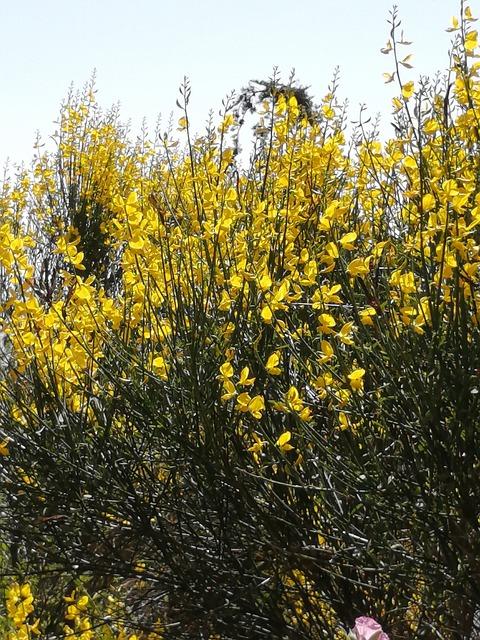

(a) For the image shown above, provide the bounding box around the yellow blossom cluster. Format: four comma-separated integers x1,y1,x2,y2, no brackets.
4,585,164,640
5,583,40,639
1,19,480,450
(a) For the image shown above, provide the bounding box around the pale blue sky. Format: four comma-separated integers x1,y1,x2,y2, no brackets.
0,0,461,168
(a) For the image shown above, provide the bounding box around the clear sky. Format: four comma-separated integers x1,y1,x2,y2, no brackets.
0,0,462,169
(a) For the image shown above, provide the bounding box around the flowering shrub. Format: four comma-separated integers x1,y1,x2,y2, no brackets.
1,4,480,638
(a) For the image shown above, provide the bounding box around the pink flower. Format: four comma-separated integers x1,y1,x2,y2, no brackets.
353,616,389,640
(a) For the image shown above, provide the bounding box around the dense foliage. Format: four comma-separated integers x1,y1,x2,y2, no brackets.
1,5,480,638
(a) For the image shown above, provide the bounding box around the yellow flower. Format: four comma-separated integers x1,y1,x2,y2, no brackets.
218,113,235,133
348,368,366,392
235,393,265,419
358,307,377,326
73,275,95,303
403,155,417,170
219,361,234,379
347,257,370,278
129,231,145,252
221,380,236,401
0,438,10,456
338,412,350,430
318,313,336,334
276,431,294,452
422,194,436,211
401,81,415,99
319,340,334,364
152,356,168,380
247,432,267,455
339,231,357,250
265,352,282,375
258,273,272,291
218,289,232,311
285,386,303,412
336,322,355,346
261,305,273,324
465,29,478,52
325,242,339,259
238,366,255,386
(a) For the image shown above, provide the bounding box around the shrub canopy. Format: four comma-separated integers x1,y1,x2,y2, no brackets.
1,6,480,639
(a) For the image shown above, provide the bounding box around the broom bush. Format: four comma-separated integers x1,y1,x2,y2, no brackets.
1,4,480,638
